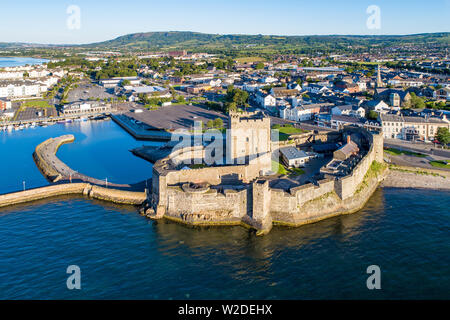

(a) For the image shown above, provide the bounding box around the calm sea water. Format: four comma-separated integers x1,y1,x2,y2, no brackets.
0,57,49,68
0,121,449,299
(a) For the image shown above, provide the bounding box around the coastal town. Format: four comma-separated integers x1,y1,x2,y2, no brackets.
0,0,449,304
1,38,449,231
1,42,449,174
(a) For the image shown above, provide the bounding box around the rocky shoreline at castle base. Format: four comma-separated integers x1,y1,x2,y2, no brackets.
381,165,450,191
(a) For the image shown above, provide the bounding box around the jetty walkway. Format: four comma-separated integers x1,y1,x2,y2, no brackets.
33,134,130,188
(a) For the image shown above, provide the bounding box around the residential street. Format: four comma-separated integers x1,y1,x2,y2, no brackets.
384,138,450,158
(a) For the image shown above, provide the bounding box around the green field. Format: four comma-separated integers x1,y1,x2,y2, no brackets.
429,160,450,168
384,147,427,158
19,100,52,109
235,57,266,63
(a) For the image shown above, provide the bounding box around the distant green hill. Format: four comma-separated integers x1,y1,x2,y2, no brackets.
85,31,450,54
1,31,448,55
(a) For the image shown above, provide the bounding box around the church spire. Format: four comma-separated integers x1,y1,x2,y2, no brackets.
376,64,383,88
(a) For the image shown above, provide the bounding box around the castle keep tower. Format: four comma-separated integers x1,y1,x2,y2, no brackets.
226,111,271,164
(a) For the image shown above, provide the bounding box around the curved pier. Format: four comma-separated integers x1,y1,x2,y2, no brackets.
33,134,129,188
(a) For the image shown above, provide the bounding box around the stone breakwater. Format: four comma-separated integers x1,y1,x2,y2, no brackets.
33,135,129,188
0,183,146,208
33,134,75,182
0,135,148,209
382,165,450,190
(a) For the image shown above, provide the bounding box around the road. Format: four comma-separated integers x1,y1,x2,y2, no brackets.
384,139,450,158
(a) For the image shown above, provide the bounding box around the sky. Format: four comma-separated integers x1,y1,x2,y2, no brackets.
0,0,449,44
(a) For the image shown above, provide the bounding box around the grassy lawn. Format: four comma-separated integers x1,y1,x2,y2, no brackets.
272,124,309,141
429,160,450,168
271,160,305,176
19,100,52,109
384,147,427,158
272,160,289,175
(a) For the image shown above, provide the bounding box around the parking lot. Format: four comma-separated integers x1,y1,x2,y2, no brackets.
67,83,115,103
125,103,228,130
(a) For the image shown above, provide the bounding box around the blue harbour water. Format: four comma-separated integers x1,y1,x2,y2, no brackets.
0,120,449,299
0,57,49,68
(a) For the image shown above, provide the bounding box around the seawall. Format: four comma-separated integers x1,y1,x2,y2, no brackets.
0,183,146,208
111,114,172,141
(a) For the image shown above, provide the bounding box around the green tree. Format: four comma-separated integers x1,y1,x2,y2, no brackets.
255,62,264,70
437,101,446,109
436,127,450,146
176,95,186,103
225,85,248,108
213,118,223,128
409,92,425,109
368,110,379,120
206,120,214,128
225,101,237,113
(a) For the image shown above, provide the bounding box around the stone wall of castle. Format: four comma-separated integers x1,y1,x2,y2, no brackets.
334,128,383,200
164,185,248,225
150,123,385,235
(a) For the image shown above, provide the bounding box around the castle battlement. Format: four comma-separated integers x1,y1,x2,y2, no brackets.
147,121,386,235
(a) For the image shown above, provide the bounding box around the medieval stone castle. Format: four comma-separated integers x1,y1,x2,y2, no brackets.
147,111,385,235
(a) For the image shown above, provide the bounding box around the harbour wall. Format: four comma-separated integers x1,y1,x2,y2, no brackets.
0,183,146,208
111,114,172,141
33,134,129,188
33,134,75,182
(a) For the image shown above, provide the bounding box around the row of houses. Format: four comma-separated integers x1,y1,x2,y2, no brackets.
379,114,449,141
0,80,44,98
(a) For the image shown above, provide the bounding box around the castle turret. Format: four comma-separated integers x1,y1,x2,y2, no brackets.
249,179,272,235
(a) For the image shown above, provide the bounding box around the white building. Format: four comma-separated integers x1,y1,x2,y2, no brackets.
380,114,450,141
29,69,50,78
256,92,276,109
62,101,112,116
433,87,450,101
0,71,24,80
280,147,311,168
0,80,41,98
331,105,366,118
